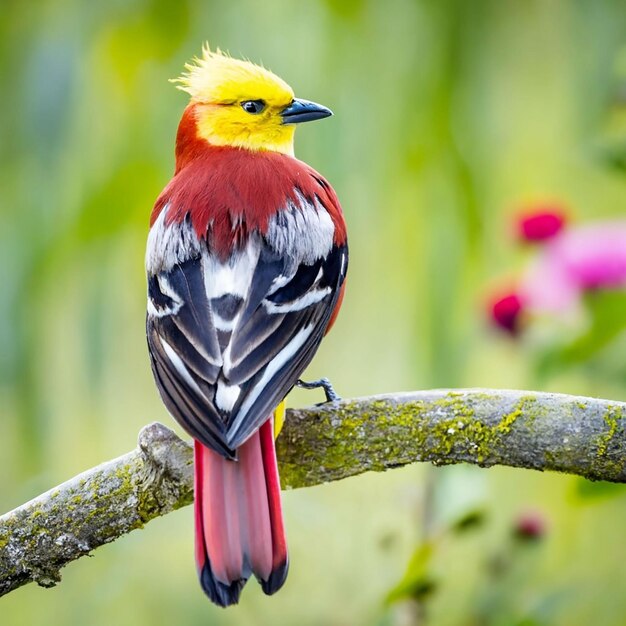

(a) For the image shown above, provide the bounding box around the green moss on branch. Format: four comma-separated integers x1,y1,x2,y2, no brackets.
277,390,626,487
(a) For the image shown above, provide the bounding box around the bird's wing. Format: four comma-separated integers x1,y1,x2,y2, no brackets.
146,202,348,457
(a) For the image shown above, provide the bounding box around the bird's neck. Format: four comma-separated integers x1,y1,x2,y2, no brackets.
174,104,294,173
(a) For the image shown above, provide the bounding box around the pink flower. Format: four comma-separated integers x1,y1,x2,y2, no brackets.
490,219,626,333
556,222,626,289
517,207,567,242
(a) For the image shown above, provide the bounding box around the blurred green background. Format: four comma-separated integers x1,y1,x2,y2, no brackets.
1,0,626,625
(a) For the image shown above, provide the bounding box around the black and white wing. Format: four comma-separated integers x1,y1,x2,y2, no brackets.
146,204,348,458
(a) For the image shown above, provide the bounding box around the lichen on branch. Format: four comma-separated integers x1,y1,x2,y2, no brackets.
1,388,625,598
278,389,626,487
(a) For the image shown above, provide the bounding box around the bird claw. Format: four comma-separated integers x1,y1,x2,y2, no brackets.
296,377,341,404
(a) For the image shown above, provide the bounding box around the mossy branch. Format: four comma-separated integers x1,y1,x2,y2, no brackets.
2,388,625,597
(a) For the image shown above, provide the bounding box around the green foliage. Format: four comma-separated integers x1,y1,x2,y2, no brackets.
384,507,556,626
386,542,436,605
386,509,486,606
536,291,626,380
574,477,626,501
450,509,486,534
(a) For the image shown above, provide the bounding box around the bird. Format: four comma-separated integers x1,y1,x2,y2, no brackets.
490,211,626,334
144,46,348,607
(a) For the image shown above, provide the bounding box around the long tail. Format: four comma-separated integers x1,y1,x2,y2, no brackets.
194,418,288,607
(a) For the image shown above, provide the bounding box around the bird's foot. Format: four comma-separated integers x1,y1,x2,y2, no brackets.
296,377,341,404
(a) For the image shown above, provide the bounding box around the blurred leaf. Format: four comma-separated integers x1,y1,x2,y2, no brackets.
385,542,437,605
536,290,626,377
449,508,487,534
596,140,626,173
574,477,626,501
377,530,399,551
594,43,626,174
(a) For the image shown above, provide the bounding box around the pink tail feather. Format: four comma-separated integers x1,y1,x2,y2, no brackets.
194,418,288,606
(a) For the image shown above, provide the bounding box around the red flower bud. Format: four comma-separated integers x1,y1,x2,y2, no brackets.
518,208,567,242
490,293,524,335
513,511,546,540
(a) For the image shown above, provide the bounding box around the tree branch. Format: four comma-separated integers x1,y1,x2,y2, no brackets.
1,389,625,597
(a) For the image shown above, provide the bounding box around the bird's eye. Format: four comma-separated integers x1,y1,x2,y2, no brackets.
241,100,266,114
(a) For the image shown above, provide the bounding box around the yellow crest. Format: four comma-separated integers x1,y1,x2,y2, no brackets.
173,45,294,106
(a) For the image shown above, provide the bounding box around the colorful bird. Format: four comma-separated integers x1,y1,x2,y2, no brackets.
490,211,626,333
145,46,348,607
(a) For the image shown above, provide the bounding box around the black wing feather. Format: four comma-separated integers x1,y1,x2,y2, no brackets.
147,324,233,457
166,262,222,365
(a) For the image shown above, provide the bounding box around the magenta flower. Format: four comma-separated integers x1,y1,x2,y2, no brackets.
517,206,567,242
490,292,524,335
490,217,626,334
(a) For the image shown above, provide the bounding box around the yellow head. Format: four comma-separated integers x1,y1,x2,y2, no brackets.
174,46,332,156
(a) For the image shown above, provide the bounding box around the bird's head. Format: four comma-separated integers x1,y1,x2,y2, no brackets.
174,46,332,156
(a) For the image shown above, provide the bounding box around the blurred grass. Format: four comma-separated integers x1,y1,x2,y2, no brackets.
1,0,626,624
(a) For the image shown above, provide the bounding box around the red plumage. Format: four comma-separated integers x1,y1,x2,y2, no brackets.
194,420,287,604
151,104,346,259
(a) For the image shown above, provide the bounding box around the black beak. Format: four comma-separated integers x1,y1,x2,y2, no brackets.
281,98,333,124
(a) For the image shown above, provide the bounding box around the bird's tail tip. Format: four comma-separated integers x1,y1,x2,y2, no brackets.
198,562,245,607
197,556,288,607
260,558,289,595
